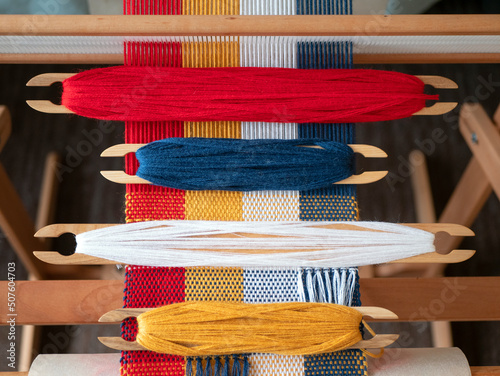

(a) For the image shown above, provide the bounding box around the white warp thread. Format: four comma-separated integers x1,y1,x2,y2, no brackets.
2,35,500,54
75,221,435,268
298,267,357,304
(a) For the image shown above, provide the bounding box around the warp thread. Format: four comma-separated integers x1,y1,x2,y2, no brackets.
135,137,354,191
74,221,436,268
135,301,363,356
61,66,438,123
298,267,357,304
185,356,249,376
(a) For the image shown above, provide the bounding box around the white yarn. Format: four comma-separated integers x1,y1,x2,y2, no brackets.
297,268,357,304
75,221,435,268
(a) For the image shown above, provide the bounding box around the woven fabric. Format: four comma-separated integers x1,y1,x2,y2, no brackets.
240,36,299,221
300,192,358,221
249,354,304,376
242,191,300,221
185,267,244,302
297,42,358,222
124,42,185,223
243,268,300,303
122,0,365,375
304,351,367,376
121,266,185,376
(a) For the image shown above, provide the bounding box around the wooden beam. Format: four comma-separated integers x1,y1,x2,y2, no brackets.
360,277,500,323
472,367,500,376
439,103,500,252
0,108,48,279
0,15,500,37
410,150,437,224
408,149,452,348
460,103,500,199
1,367,499,375
1,277,499,325
0,106,12,152
0,280,123,325
0,107,48,278
2,53,500,65
439,158,493,251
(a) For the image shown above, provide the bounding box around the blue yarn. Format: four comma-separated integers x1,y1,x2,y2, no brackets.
222,356,230,376
214,357,222,376
186,357,193,376
204,357,212,376
196,357,203,376
135,138,354,191
231,355,241,376
242,356,249,376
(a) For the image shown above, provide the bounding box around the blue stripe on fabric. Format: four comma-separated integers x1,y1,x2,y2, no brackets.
243,269,300,303
297,0,352,14
297,40,356,220
296,1,364,373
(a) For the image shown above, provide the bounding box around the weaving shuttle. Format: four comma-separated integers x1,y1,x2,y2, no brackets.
33,222,475,266
99,142,388,186
26,72,457,117
96,303,399,354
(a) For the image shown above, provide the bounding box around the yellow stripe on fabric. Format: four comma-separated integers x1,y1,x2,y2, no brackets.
182,36,242,221
184,121,241,138
249,354,304,376
185,190,242,220
183,0,239,15
182,37,240,68
185,267,244,302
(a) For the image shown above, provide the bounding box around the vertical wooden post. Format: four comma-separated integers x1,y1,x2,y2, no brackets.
439,103,500,251
0,106,49,280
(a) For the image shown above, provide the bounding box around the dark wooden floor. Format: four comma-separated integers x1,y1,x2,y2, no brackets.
1,0,499,370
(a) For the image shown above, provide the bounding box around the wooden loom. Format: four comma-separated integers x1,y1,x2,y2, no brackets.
1,13,500,376
0,15,500,64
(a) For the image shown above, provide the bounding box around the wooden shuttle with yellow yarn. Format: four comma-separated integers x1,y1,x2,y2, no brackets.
33,222,475,265
26,73,457,116
98,302,399,355
99,143,388,185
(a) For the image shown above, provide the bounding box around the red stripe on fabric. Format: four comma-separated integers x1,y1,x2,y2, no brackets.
122,267,185,367
122,2,185,375
124,41,185,221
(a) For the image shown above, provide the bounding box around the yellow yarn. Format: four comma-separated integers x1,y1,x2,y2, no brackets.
136,302,363,356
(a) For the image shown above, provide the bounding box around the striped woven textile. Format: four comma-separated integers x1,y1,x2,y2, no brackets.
121,266,365,375
121,0,365,375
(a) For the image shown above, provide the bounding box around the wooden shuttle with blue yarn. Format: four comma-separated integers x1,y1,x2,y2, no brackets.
97,302,399,355
100,140,388,188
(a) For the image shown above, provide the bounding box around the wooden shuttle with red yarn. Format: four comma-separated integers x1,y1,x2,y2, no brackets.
26,69,457,121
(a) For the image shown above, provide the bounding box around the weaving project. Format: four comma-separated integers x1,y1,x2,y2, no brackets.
122,266,365,375
122,0,366,375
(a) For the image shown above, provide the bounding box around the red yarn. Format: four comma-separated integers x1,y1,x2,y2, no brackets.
62,66,438,123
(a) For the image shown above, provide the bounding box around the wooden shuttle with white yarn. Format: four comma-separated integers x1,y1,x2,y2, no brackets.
34,222,475,266
100,143,388,185
97,304,399,352
26,73,457,116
